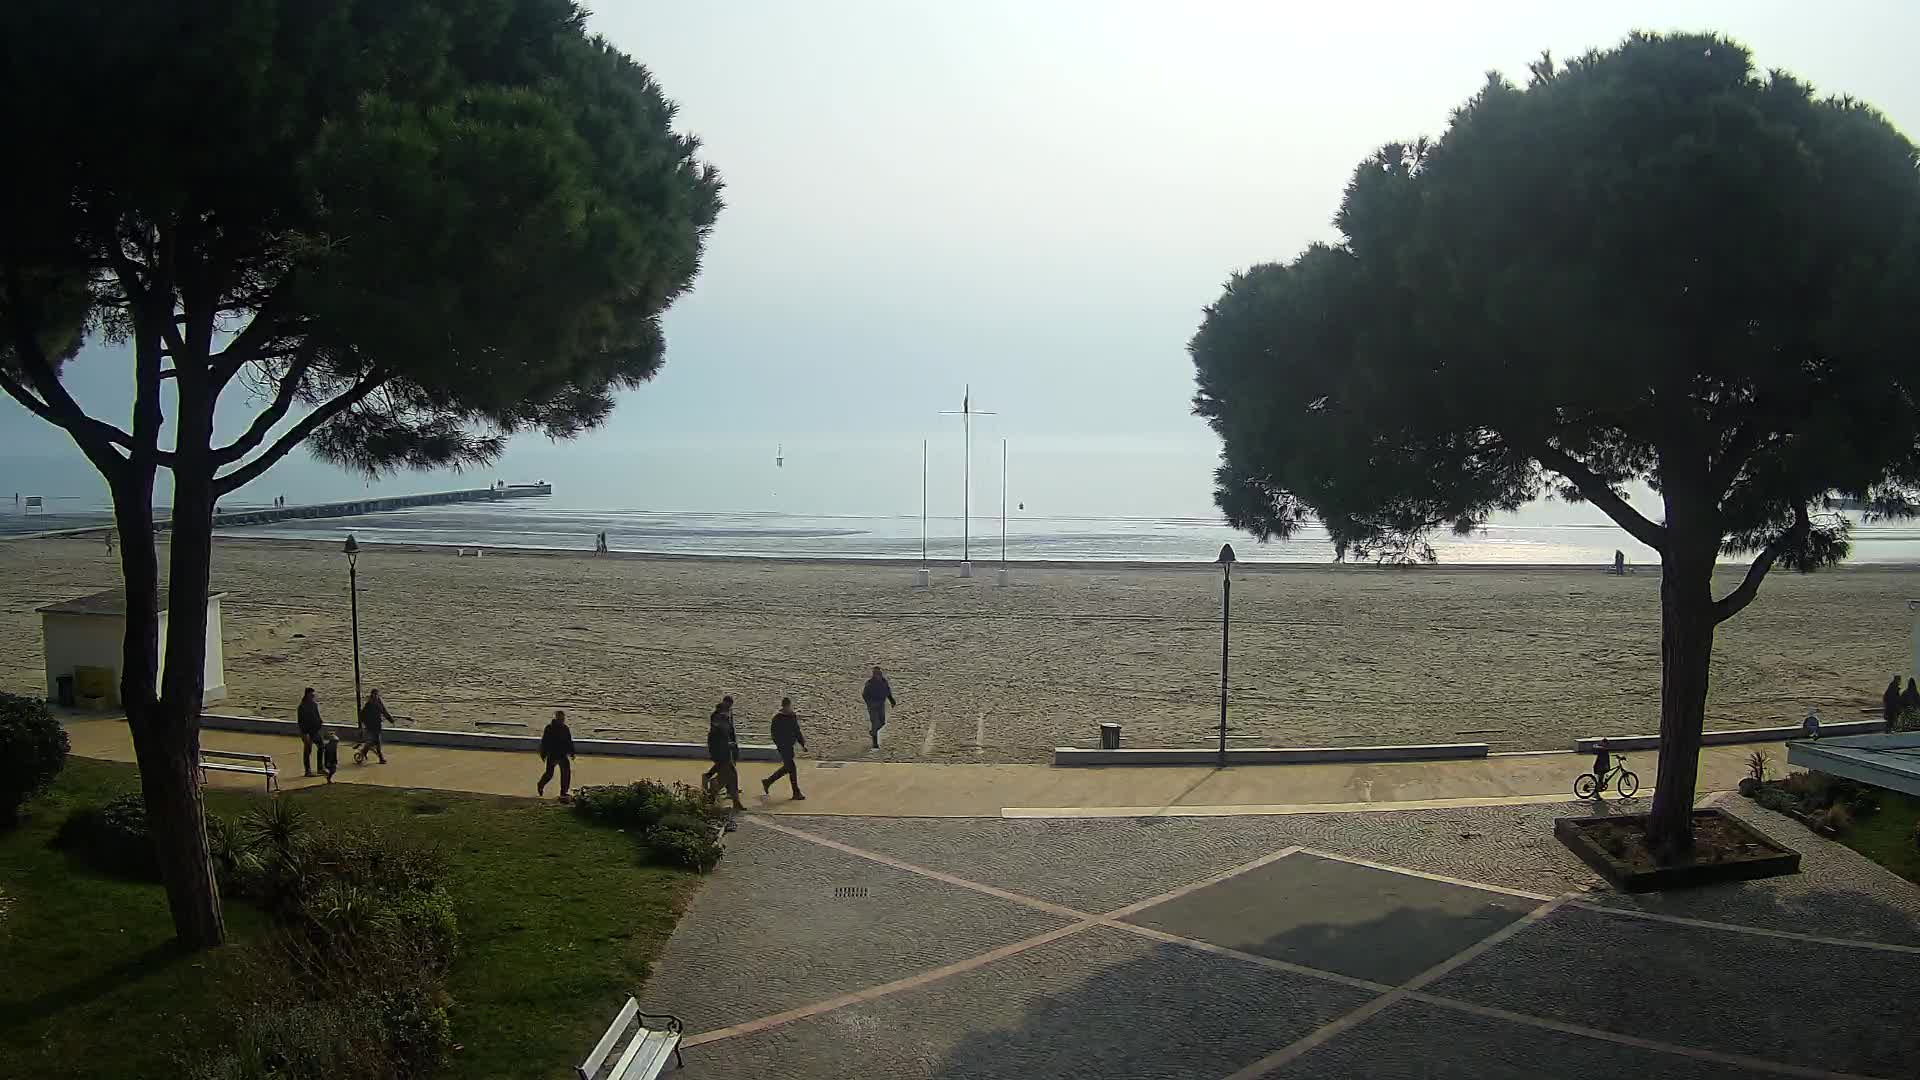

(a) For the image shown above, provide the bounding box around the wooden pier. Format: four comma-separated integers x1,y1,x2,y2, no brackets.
209,482,552,529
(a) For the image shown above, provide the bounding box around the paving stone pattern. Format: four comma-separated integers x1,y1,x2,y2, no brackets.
1125,853,1538,984
1427,903,1920,1078
1269,999,1769,1080
653,806,1920,1079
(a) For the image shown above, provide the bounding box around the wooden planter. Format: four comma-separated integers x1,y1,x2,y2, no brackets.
1555,808,1800,892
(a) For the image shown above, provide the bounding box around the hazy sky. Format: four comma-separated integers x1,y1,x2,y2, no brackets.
5,1,1917,507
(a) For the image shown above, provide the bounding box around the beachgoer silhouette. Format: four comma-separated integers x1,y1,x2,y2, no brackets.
297,687,324,776
1904,678,1920,718
1589,738,1610,797
1885,676,1904,731
704,698,744,810
762,697,807,800
537,709,576,800
356,689,391,764
862,667,896,750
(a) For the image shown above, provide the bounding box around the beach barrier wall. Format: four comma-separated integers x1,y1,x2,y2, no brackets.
1052,743,1489,767
1572,719,1886,754
200,712,780,761
203,483,552,531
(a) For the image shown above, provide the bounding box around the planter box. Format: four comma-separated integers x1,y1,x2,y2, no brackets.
1554,808,1800,892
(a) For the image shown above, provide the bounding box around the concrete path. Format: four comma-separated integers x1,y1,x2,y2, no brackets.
645,797,1920,1079
62,718,1775,817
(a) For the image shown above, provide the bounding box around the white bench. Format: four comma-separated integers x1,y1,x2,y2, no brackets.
578,997,682,1080
198,749,279,792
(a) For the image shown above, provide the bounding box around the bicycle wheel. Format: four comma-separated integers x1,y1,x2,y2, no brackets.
1573,773,1598,799
1616,771,1640,798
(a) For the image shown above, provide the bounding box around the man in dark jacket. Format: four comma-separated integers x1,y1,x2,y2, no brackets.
1903,678,1920,721
356,689,392,764
762,697,808,801
861,667,896,750
1886,676,1905,732
297,687,325,776
705,698,745,811
537,709,576,800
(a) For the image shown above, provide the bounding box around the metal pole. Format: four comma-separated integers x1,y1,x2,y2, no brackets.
349,555,363,714
963,397,970,563
1219,562,1230,767
921,439,928,565
1001,437,1007,566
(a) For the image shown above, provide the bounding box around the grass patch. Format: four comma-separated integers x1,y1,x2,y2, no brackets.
0,759,699,1079
1837,788,1920,886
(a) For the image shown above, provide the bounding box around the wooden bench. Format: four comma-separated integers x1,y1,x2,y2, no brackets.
578,996,682,1080
198,749,279,792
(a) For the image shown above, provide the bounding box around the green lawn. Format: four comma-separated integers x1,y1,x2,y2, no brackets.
1840,788,1920,886
0,759,700,1080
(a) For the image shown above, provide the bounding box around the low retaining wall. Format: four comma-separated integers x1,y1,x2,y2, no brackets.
1572,720,1885,754
199,713,780,761
1052,743,1489,767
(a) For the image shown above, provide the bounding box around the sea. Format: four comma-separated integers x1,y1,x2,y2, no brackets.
7,439,1920,565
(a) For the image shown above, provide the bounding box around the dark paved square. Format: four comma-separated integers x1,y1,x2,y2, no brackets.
644,826,1072,1033
1270,998,1773,1079
1426,904,1920,1078
1123,852,1540,984
673,925,1379,1080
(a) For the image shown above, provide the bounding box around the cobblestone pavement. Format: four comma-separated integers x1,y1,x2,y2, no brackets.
643,797,1920,1079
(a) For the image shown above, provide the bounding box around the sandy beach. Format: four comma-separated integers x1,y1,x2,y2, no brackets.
1,536,1913,762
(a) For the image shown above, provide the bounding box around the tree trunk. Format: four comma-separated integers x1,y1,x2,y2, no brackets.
111,462,226,948
1647,538,1718,859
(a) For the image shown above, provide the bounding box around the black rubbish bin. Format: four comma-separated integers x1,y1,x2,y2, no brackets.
56,674,75,707
1099,722,1121,750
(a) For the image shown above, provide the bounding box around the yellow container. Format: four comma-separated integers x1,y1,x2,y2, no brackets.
73,665,117,708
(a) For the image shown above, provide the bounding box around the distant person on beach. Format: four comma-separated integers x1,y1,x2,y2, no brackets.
104,530,114,555
1885,676,1904,731
537,709,576,800
862,667,896,749
1612,550,1624,575
762,697,807,801
705,698,745,810
1903,678,1920,717
297,687,325,776
356,689,392,764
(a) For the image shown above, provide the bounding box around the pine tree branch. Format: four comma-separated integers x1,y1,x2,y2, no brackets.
212,374,385,495
1530,441,1666,552
1713,504,1809,624
210,345,315,465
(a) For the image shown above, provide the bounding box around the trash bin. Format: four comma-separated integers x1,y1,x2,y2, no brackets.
56,674,75,708
1099,722,1121,750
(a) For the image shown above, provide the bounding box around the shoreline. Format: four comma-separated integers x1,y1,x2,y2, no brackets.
19,529,1920,574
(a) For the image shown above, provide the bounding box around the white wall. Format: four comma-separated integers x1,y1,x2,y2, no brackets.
42,596,227,706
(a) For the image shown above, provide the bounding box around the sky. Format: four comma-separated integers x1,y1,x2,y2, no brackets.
4,0,1917,514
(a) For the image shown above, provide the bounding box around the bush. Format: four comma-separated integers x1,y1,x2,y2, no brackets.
54,793,158,879
388,886,461,970
1752,784,1802,817
1896,706,1920,733
0,692,68,827
1912,819,1920,855
1815,802,1853,836
1738,777,1761,797
1745,750,1771,784
648,825,723,872
573,780,715,832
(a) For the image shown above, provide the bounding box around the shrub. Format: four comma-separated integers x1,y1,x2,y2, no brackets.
1815,802,1853,836
648,825,723,872
1896,706,1920,733
1737,777,1761,797
0,692,68,827
1911,818,1920,855
574,779,715,831
1752,784,1802,817
54,793,158,879
388,886,461,970
1745,750,1771,784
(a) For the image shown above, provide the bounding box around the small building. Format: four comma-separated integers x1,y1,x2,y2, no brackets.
38,589,227,708
1788,732,1920,798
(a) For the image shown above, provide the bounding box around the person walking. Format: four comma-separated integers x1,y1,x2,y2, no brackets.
861,667,896,750
537,709,576,800
319,729,341,782
762,697,807,801
355,689,392,764
705,698,745,811
296,687,325,776
1903,677,1920,719
1885,675,1904,732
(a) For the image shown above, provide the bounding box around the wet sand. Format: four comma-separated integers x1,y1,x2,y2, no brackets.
1,537,1912,762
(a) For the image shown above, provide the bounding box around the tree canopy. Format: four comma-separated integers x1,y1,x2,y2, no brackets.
1191,31,1920,850
0,0,722,946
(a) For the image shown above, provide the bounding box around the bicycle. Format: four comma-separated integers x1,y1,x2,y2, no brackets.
1574,753,1639,799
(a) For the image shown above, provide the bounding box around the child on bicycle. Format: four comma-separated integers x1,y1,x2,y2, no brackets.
1591,738,1611,794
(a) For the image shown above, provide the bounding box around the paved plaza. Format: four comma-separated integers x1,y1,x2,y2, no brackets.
647,796,1920,1079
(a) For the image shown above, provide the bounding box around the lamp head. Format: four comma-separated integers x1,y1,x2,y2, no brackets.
343,534,360,559
1217,543,1237,565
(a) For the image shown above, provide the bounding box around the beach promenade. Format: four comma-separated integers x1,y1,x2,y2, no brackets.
62,720,1920,1078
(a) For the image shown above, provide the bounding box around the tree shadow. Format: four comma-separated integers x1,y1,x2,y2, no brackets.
0,939,187,1034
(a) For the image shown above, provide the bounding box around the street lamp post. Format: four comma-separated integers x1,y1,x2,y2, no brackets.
1217,542,1236,767
344,534,363,714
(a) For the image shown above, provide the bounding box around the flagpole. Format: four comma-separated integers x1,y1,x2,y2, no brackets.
1000,438,1007,566
921,439,928,565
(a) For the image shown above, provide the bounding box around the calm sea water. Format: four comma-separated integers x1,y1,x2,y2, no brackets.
9,441,1920,564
